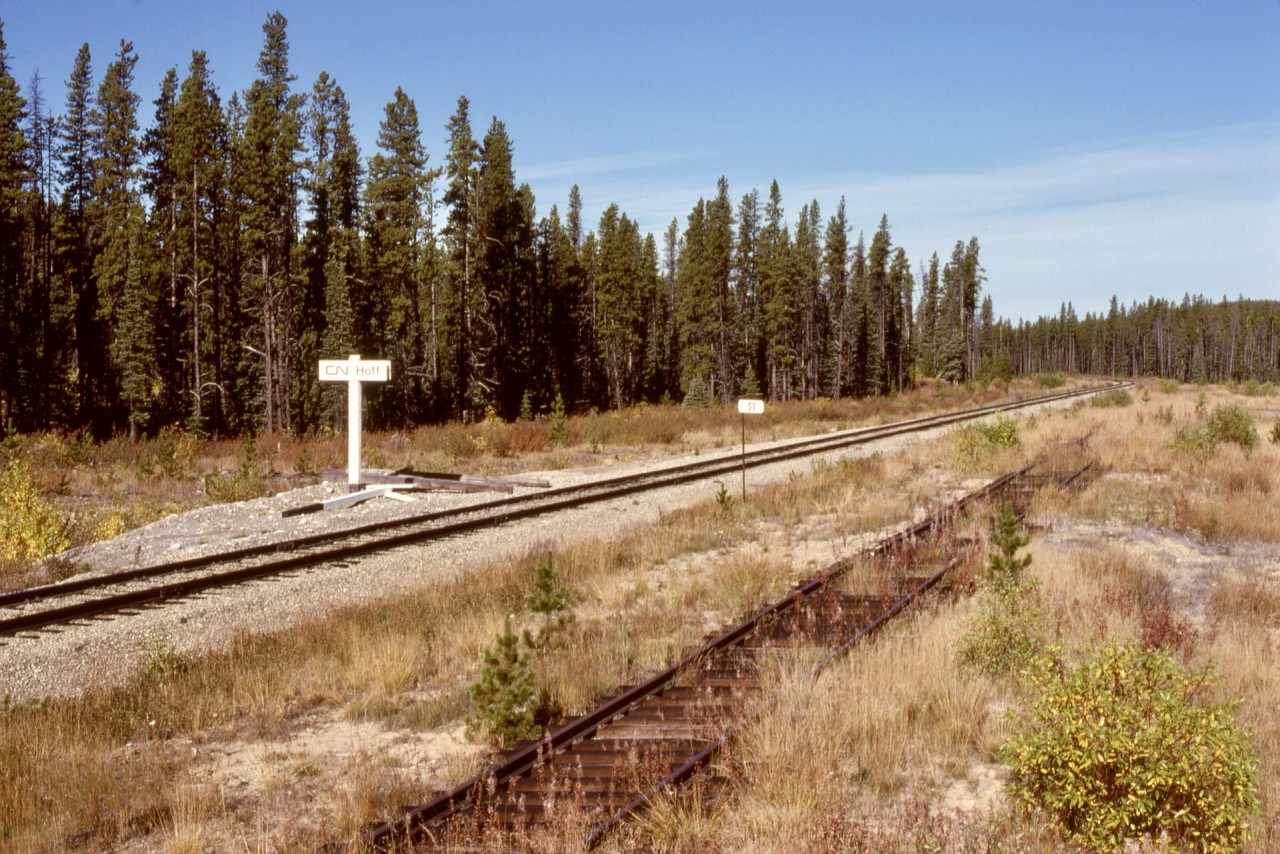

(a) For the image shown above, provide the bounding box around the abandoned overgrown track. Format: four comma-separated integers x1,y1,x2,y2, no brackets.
0,383,1115,639
353,457,1100,852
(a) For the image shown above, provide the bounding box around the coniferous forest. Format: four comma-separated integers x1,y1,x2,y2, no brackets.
2,13,1278,440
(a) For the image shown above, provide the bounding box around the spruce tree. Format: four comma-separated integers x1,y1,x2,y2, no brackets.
442,96,480,419
474,116,533,419
794,200,823,399
91,39,142,432
171,51,225,433
889,246,914,391
758,181,800,400
362,86,430,426
734,191,762,400
0,23,27,430
111,207,159,437
595,204,646,409
305,71,362,430
867,214,893,394
239,12,304,434
676,178,733,403
823,198,850,398
56,43,105,430
915,252,940,378
988,500,1032,593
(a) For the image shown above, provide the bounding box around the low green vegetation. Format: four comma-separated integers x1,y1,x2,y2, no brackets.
1206,403,1259,454
1089,387,1132,408
1002,641,1259,853
957,502,1049,678
1169,402,1259,461
203,435,271,502
1032,371,1067,389
953,412,1020,470
0,453,69,563
957,497,1262,852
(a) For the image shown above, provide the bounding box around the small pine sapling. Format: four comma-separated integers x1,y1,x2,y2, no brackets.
468,615,541,748
524,551,573,648
957,500,1048,677
548,393,568,444
988,500,1032,593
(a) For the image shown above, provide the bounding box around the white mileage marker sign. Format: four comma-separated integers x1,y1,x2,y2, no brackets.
736,398,765,499
319,355,392,490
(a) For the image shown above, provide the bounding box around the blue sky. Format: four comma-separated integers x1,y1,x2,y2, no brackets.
2,0,1277,322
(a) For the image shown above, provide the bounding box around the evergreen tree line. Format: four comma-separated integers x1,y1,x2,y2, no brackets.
12,15,1270,441
0,13,993,438
1000,295,1280,384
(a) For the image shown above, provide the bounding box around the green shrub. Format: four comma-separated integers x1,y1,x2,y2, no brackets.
1001,641,1259,853
954,413,1020,469
0,455,69,562
1270,422,1280,445
1206,403,1257,455
1155,405,1174,425
1156,377,1180,395
1090,388,1132,408
1169,422,1217,463
204,435,269,503
1033,371,1066,389
1237,379,1277,398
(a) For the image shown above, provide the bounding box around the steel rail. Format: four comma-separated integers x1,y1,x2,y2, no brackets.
1,383,1117,638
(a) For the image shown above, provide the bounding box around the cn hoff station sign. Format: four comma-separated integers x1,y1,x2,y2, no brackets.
319,355,391,490
318,357,392,383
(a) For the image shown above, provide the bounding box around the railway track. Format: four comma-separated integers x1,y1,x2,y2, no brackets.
352,455,1100,851
0,383,1116,639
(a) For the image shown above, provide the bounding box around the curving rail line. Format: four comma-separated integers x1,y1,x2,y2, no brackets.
0,383,1117,639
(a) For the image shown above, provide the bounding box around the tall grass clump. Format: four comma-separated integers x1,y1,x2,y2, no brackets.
1002,640,1259,853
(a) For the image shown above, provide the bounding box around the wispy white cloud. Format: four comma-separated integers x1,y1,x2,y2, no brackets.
519,126,1280,323
522,124,1280,322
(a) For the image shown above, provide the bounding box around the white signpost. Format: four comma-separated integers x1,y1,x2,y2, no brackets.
319,355,392,491
736,398,765,500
